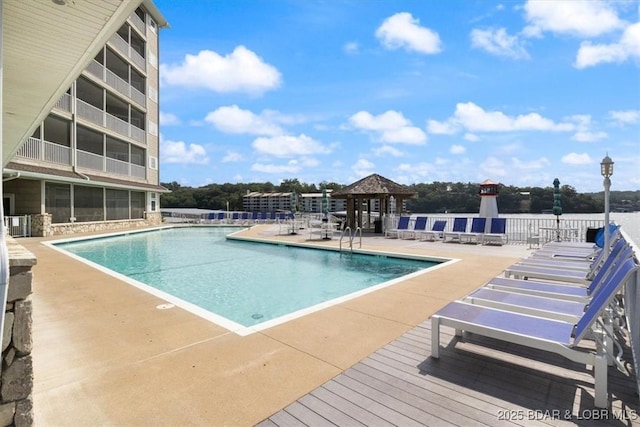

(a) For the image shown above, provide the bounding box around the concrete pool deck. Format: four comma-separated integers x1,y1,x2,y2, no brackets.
24,224,531,426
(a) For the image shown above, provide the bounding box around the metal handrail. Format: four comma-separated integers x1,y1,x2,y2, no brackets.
353,226,362,249
340,226,352,252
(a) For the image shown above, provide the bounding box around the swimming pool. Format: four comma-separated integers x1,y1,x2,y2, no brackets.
49,227,448,334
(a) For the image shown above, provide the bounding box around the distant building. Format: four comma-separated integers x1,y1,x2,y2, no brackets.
243,191,347,213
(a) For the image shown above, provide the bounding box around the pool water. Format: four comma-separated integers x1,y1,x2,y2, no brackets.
54,227,440,332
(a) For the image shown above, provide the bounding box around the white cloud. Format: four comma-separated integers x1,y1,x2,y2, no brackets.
205,105,284,136
344,41,359,54
522,0,625,38
251,162,300,174
349,110,427,144
252,134,331,157
572,131,608,142
396,162,435,179
464,133,480,142
375,12,442,54
160,46,282,95
512,157,550,170
222,151,243,162
373,145,404,157
470,28,530,60
159,112,181,126
609,109,640,125
575,22,640,68
440,102,575,133
161,139,208,165
481,156,507,177
352,158,375,177
450,144,466,154
427,119,457,135
562,152,593,165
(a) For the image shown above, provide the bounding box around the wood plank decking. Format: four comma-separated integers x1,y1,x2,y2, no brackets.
259,320,640,426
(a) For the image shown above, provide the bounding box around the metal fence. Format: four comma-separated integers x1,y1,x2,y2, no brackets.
383,214,604,245
4,216,31,238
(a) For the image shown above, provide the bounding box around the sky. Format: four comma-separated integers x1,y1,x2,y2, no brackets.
153,0,640,193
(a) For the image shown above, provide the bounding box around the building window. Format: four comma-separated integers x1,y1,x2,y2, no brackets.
149,156,157,169
150,192,157,212
149,18,157,34
131,145,145,167
45,182,71,224
106,189,129,220
148,121,158,136
131,191,146,218
74,185,104,222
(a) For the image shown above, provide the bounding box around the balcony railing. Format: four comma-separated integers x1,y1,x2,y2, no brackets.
16,137,71,165
77,149,147,180
54,93,71,113
85,60,146,107
76,99,146,144
129,13,146,36
109,33,146,72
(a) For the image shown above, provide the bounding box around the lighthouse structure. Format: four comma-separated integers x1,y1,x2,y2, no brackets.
478,179,500,231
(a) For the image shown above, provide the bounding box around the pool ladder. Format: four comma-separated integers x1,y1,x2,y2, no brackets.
339,226,362,252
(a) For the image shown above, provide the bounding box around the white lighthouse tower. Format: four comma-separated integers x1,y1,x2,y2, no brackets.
478,179,500,225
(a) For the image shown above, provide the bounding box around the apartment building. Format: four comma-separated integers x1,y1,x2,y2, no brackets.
243,191,348,214
3,2,167,237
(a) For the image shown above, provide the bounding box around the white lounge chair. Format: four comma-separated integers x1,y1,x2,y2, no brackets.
385,216,410,239
459,217,486,244
400,216,427,240
442,218,467,243
431,256,639,408
418,220,447,241
482,218,507,245
503,238,628,285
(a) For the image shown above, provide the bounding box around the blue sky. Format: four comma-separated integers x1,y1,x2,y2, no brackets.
154,0,639,192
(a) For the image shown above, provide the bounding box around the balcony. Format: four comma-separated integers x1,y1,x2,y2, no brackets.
77,149,147,180
128,13,146,37
16,137,71,165
85,60,146,107
76,99,146,144
109,33,146,72
53,93,72,113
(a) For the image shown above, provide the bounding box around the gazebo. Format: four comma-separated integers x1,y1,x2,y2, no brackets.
331,173,417,232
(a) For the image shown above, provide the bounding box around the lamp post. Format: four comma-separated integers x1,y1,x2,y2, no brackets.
600,155,614,254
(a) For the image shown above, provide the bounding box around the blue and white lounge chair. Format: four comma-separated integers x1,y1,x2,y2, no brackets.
431,256,639,408
442,218,467,243
465,252,635,322
503,238,628,285
418,220,447,241
400,216,427,240
385,216,410,239
482,218,507,245
459,217,486,244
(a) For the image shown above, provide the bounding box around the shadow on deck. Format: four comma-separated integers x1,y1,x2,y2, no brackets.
259,320,639,426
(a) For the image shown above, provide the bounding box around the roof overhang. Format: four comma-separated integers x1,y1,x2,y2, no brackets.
2,0,149,167
5,162,170,193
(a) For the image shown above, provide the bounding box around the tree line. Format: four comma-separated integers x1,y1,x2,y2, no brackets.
160,179,639,214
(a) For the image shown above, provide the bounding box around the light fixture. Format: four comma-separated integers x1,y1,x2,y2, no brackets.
601,154,614,254
600,154,614,178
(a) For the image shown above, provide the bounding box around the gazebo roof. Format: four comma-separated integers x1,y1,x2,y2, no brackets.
331,173,417,199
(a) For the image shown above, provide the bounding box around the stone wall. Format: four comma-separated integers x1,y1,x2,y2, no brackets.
0,239,36,426
31,211,163,237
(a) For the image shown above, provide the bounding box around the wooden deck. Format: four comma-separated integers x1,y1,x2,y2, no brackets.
259,320,640,426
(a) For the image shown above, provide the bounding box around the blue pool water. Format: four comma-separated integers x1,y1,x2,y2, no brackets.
54,227,440,331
